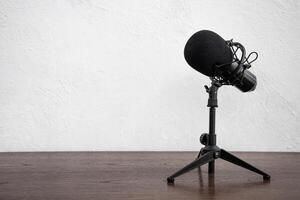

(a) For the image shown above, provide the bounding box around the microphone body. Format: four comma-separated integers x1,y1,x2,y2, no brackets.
184,30,257,92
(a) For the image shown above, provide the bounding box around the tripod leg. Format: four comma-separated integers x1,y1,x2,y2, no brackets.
196,148,204,158
220,149,270,180
167,151,216,184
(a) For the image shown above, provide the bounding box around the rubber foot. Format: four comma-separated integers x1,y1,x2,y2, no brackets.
263,175,271,181
167,177,174,184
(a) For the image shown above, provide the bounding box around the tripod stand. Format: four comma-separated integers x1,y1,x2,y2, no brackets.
167,79,270,184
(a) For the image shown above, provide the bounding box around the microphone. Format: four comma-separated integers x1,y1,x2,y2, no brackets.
184,30,257,92
166,31,270,185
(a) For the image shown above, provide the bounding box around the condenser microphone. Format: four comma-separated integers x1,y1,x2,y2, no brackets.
184,30,257,92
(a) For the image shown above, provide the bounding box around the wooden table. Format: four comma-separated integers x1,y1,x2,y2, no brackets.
0,152,299,200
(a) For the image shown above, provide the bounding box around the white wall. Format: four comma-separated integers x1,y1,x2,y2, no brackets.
0,0,299,152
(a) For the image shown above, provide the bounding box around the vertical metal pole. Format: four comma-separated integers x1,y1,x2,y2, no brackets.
208,107,216,174
207,82,218,175
209,107,216,145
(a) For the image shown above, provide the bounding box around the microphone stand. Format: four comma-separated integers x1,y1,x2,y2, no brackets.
167,79,270,184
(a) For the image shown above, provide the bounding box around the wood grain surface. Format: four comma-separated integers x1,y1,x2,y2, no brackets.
0,152,299,200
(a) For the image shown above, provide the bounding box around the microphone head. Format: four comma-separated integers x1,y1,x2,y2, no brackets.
184,30,233,77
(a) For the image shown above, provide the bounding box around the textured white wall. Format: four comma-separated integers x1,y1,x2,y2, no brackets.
0,0,299,152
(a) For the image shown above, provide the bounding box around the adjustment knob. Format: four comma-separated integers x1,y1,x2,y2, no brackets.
200,133,209,146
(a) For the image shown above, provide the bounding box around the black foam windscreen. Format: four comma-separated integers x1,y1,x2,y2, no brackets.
184,30,233,77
